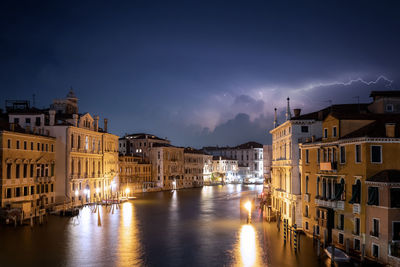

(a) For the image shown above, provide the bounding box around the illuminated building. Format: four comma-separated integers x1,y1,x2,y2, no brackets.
0,121,56,219
119,155,152,195
300,91,400,265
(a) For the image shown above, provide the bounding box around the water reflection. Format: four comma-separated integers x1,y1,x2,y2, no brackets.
118,202,143,266
235,224,262,267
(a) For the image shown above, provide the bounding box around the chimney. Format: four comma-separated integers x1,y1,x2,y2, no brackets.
10,123,15,131
49,110,56,126
273,108,278,128
104,118,108,132
293,108,301,117
318,110,323,121
94,115,99,131
285,97,292,121
72,114,78,127
311,135,315,142
386,123,396,138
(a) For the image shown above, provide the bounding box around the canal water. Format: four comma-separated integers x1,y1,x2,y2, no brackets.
0,185,339,267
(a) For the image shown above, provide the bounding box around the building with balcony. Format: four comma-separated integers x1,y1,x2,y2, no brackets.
300,98,400,265
149,143,184,190
269,98,326,227
119,155,152,196
7,90,119,205
0,125,56,221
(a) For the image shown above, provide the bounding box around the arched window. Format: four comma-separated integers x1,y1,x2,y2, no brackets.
78,160,81,176
71,134,74,148
323,179,327,198
316,177,320,196
71,159,74,175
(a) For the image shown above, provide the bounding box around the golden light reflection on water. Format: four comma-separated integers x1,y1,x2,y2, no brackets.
235,224,262,267
118,202,142,267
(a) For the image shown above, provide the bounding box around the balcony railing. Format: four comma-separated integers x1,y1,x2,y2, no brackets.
319,161,337,171
353,204,360,214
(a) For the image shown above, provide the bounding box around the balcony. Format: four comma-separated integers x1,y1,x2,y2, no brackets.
353,204,360,214
315,198,337,208
319,161,337,171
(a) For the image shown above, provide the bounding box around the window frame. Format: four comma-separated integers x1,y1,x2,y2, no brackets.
340,146,346,164
370,145,382,164
355,144,361,163
324,128,328,138
332,126,337,137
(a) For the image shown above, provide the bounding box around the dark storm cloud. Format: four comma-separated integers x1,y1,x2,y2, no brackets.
1,0,400,147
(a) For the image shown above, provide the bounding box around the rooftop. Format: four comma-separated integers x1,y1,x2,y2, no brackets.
367,170,400,183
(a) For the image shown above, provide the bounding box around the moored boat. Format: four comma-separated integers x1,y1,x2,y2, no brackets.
324,246,351,262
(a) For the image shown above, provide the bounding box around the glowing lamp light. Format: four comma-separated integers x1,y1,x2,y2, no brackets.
125,188,130,194
96,187,100,194
83,189,87,195
111,182,116,190
75,190,79,197
245,201,252,213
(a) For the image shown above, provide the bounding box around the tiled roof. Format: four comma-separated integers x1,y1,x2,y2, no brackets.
341,115,400,139
367,170,400,183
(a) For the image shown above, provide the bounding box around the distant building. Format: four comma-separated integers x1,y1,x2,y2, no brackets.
263,145,272,184
149,143,184,190
119,133,170,158
203,141,263,182
211,156,238,184
119,155,152,195
183,148,210,188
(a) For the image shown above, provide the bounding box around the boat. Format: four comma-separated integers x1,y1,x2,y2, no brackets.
324,246,351,262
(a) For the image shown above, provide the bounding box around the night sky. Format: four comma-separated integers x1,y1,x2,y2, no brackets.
1,1,399,147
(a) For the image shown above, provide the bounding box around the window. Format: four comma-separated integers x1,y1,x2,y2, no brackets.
16,164,20,178
371,146,382,163
25,118,31,124
338,233,344,245
305,149,309,163
316,177,320,196
386,104,394,112
23,141,27,150
37,143,40,151
305,176,309,194
301,126,309,133
372,219,379,237
6,188,12,198
35,117,41,126
51,144,54,152
7,139,11,148
23,164,27,178
305,222,309,230
317,149,320,163
334,179,345,200
30,164,34,177
14,118,19,124
7,163,11,179
390,188,400,208
393,222,400,240
332,126,337,137
78,136,81,149
15,187,21,197
30,186,34,195
349,180,361,204
85,136,89,150
305,205,309,217
354,217,360,235
30,142,33,150
338,214,344,230
367,187,379,206
16,140,20,149
355,144,361,163
354,239,361,251
372,244,379,258
324,128,328,138
24,186,28,196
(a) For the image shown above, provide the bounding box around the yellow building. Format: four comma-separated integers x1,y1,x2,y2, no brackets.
301,112,400,264
0,127,56,220
149,144,184,190
7,91,119,205
119,155,152,195
183,148,209,188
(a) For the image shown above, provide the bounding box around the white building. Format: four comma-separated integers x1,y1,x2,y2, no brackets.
269,98,324,227
203,141,263,182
